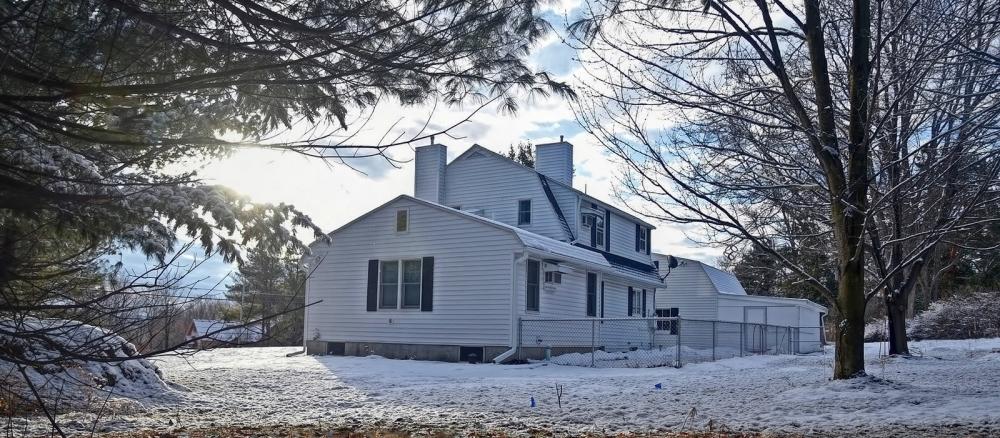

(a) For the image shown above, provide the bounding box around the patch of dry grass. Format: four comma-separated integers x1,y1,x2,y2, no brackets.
104,424,788,438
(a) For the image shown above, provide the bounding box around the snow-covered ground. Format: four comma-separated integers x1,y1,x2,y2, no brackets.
12,339,1000,436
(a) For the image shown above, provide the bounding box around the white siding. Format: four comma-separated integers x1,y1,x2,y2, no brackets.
716,294,825,353
444,151,567,241
548,182,579,240
534,142,573,186
305,198,521,346
515,268,655,351
598,280,657,351
414,144,446,203
653,256,718,348
608,211,653,264
515,260,594,348
797,307,824,352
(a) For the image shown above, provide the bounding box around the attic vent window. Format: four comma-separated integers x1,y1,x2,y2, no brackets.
396,209,408,232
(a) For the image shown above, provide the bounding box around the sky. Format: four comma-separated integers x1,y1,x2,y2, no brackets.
120,1,724,288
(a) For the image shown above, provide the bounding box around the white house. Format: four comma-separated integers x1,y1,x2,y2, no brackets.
652,255,827,353
304,141,663,362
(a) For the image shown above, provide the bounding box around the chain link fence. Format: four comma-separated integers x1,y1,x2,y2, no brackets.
517,317,822,368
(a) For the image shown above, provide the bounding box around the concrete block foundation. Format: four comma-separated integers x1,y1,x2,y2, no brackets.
306,340,510,363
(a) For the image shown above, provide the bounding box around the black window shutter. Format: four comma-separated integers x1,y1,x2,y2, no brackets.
635,223,641,251
604,209,611,249
366,260,379,311
600,282,605,318
627,287,634,316
421,256,434,311
642,289,647,316
586,275,593,309
646,229,652,254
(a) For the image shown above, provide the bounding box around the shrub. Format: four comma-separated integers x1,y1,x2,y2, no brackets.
908,291,1000,340
864,318,889,342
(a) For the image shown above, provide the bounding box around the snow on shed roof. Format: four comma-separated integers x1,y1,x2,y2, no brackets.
701,264,748,295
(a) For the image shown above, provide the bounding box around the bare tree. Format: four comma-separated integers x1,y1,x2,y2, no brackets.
0,1,574,433
570,0,999,378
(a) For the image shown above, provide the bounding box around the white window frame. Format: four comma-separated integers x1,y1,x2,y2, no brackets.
638,227,647,253
581,213,606,250
629,288,642,316
656,308,679,334
594,216,605,249
395,209,409,232
517,199,532,225
378,259,422,309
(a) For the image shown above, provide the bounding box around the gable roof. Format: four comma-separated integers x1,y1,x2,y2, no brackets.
399,195,665,285
701,263,748,295
654,254,827,313
449,144,655,229
319,194,612,271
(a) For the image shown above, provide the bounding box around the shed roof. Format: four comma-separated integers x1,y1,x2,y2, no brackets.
701,264,748,295
654,254,827,313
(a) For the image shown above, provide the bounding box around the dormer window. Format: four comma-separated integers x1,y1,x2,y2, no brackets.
594,217,605,248
638,226,647,253
582,213,605,250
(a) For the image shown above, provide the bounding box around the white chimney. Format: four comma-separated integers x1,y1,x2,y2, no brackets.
534,138,573,186
414,143,447,203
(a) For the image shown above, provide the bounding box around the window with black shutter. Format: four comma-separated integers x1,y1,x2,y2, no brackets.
586,273,597,317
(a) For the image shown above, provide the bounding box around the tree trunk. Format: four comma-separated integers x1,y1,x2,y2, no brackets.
886,291,909,355
835,248,867,378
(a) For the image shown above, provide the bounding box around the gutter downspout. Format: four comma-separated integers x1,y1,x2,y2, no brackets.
494,251,529,364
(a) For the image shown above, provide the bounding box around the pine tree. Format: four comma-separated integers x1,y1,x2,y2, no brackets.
504,141,535,167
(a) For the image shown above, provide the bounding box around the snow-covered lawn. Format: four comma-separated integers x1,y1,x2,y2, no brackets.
15,339,1000,436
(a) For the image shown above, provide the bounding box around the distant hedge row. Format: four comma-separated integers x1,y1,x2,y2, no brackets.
865,291,1000,342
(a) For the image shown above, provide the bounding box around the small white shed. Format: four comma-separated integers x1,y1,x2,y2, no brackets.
653,254,827,353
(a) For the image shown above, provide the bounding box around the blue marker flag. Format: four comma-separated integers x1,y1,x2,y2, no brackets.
654,383,662,389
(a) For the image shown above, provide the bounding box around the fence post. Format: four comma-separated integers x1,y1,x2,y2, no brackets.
590,319,597,368
788,327,792,354
712,321,716,361
517,318,523,362
740,322,747,357
675,318,682,368
773,325,778,355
